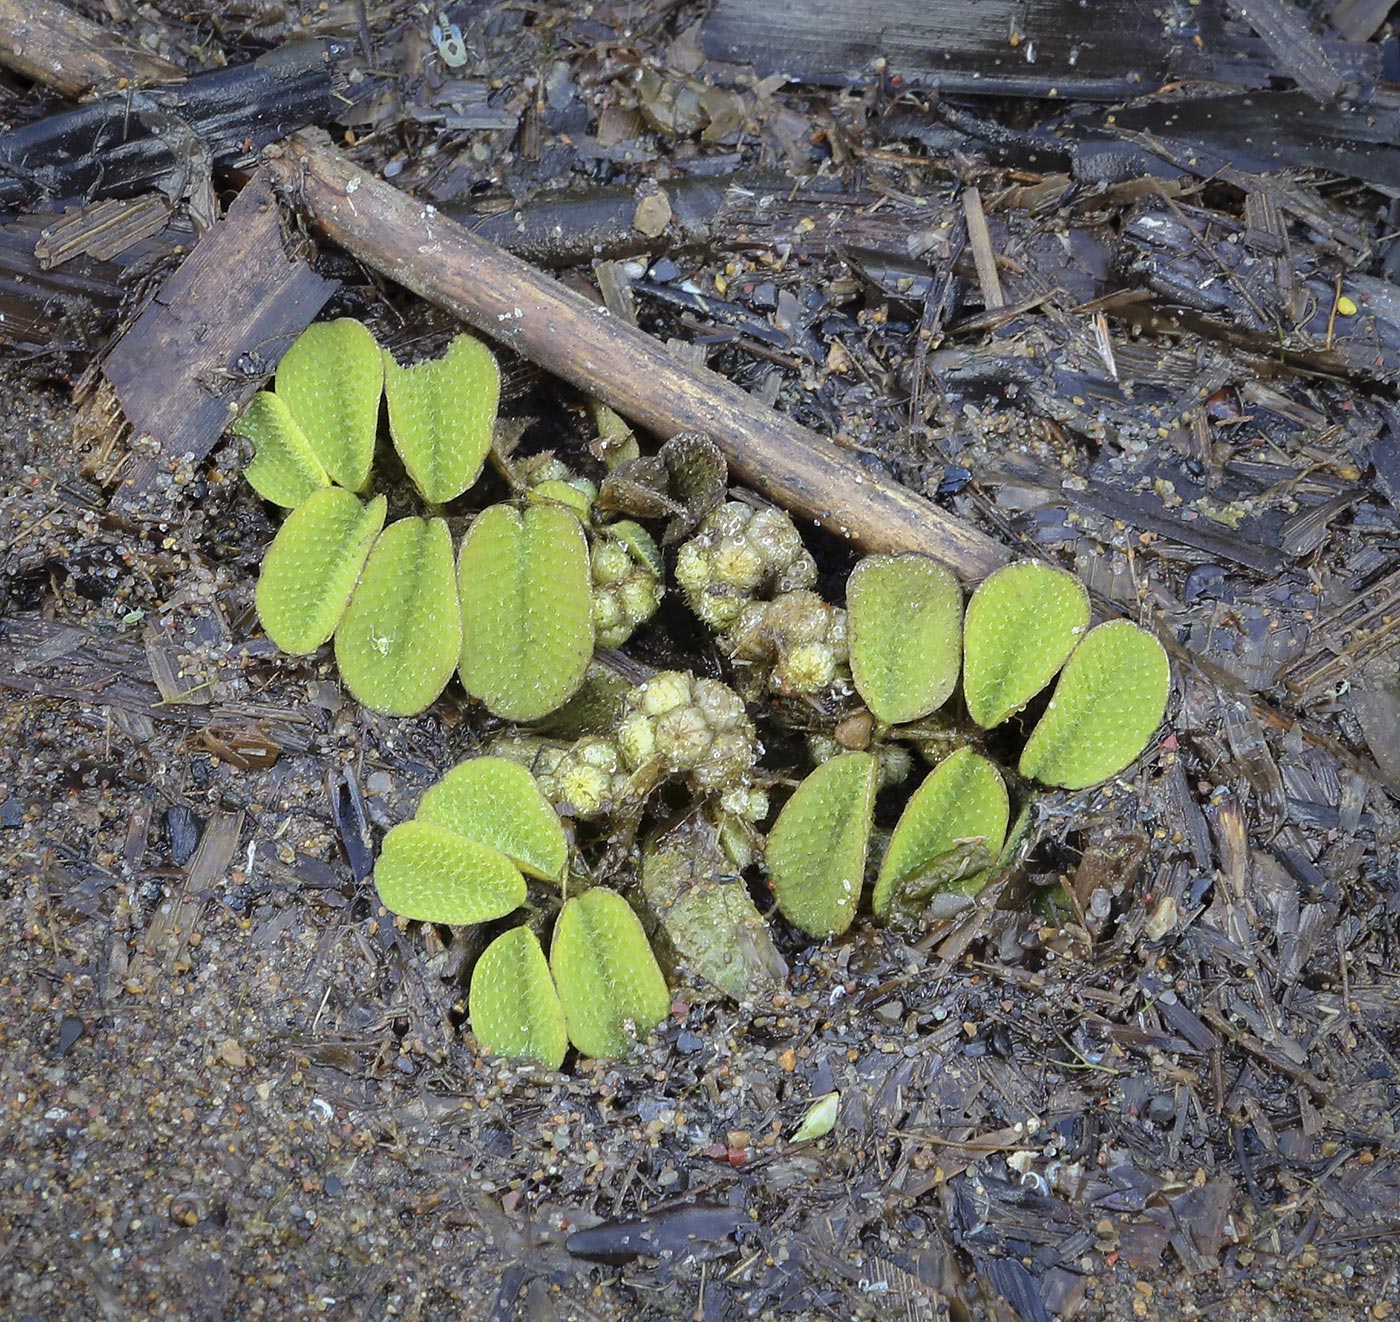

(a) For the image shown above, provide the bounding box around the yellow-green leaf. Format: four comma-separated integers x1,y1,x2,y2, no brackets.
963,560,1090,728
374,820,526,925
873,748,1009,918
335,516,462,715
767,752,877,938
417,757,567,882
1019,620,1170,789
550,888,670,1059
255,488,385,654
275,318,382,492
236,391,331,509
792,1091,839,1142
848,553,961,725
457,503,594,722
385,333,499,504
469,926,568,1068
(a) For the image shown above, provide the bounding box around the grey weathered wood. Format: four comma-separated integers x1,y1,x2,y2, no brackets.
0,0,184,98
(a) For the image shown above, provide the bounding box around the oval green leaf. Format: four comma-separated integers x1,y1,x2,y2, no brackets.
457,503,595,722
767,752,877,938
873,748,1009,918
550,888,670,1059
374,820,526,925
255,488,386,654
963,560,1091,728
236,391,330,509
848,553,961,725
417,756,567,882
1019,620,1170,789
335,516,462,715
469,926,568,1069
275,318,382,492
385,332,500,504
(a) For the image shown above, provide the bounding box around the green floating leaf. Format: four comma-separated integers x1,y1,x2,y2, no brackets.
873,748,1009,919
457,503,595,722
335,516,462,715
640,820,786,1002
255,488,385,654
963,560,1090,728
767,752,877,938
469,926,568,1069
236,391,330,509
417,756,567,882
1019,620,1170,789
374,820,526,925
848,553,961,725
385,333,500,504
550,888,670,1059
276,318,382,492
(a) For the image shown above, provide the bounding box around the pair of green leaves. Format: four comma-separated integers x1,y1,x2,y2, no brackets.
768,747,1009,937
238,319,499,508
846,556,1169,791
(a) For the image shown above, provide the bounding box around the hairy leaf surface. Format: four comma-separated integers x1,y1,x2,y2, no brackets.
1019,620,1170,788
275,318,381,492
848,553,961,725
336,517,461,715
255,488,385,653
374,820,525,925
550,888,670,1059
963,560,1089,728
767,752,877,938
470,926,568,1068
417,757,567,881
457,503,594,721
236,391,330,509
873,748,1009,918
385,333,499,504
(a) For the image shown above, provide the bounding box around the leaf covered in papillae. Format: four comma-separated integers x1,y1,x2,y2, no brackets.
873,747,1009,919
640,820,786,1003
767,752,877,938
255,488,385,654
385,332,500,504
848,553,962,725
236,391,331,509
417,756,567,882
469,925,568,1069
550,888,670,1059
374,820,526,925
275,318,382,493
335,516,462,715
963,560,1090,729
1019,620,1170,789
457,503,595,722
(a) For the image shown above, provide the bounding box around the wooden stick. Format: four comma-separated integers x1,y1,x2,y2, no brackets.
0,0,185,98
266,132,1009,581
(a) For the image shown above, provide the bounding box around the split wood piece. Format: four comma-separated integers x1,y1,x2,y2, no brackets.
1226,0,1345,102
961,186,1003,312
103,171,336,508
0,0,185,99
266,132,1009,581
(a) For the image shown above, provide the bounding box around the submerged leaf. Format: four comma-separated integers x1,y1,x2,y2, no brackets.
963,560,1090,728
873,748,1009,918
335,516,462,715
385,333,500,504
550,888,670,1059
275,318,382,492
374,820,526,925
470,926,568,1069
237,391,331,509
255,488,385,654
417,757,567,881
767,752,877,938
1019,620,1170,789
848,554,961,725
457,503,594,722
